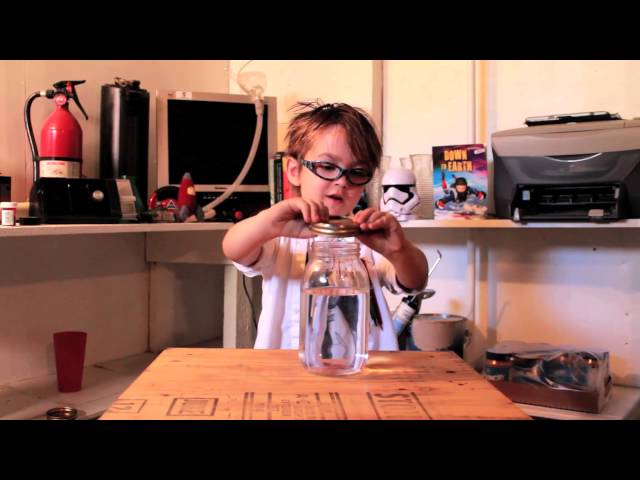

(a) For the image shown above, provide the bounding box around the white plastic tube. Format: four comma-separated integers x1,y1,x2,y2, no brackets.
186,98,264,222
187,61,265,222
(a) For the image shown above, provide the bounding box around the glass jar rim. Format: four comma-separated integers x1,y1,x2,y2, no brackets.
310,239,360,258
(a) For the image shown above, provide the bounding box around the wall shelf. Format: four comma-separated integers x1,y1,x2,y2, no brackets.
3,218,640,238
402,218,640,229
516,386,640,420
0,222,232,238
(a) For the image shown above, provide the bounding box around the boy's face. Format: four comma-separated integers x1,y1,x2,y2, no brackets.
287,125,368,217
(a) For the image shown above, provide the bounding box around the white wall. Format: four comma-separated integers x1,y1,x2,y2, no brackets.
0,234,148,383
224,60,640,386
488,60,640,132
380,59,477,350
382,60,475,160
382,60,640,386
478,228,640,387
0,61,229,385
2,60,639,389
228,60,377,152
482,61,640,385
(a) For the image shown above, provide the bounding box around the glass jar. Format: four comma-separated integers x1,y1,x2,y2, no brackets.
509,356,541,385
300,218,369,376
483,350,513,382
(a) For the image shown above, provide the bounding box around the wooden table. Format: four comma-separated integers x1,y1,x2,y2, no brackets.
100,348,530,420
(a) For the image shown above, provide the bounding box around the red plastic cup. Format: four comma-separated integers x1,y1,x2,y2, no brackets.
53,331,87,393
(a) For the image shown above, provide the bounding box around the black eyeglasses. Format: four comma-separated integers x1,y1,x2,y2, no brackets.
300,159,373,186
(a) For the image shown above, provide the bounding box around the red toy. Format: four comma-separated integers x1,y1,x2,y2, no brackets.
176,172,204,222
148,185,179,222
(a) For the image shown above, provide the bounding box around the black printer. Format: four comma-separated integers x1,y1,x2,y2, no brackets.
492,115,640,222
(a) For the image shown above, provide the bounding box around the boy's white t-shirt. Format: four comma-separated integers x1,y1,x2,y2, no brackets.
233,236,427,351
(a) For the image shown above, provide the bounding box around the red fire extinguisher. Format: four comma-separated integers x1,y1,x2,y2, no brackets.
24,80,89,181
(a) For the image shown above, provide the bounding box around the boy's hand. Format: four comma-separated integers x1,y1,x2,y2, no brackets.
266,198,330,239
353,208,408,259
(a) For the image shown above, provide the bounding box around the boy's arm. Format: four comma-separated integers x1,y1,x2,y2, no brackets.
222,198,329,267
354,208,428,291
222,209,276,267
385,240,428,291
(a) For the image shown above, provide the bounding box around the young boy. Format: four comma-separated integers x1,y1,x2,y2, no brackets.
222,102,428,350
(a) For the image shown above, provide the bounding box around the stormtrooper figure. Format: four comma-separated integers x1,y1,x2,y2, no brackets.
379,168,420,221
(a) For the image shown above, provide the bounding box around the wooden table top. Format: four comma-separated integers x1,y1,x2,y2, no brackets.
100,348,530,420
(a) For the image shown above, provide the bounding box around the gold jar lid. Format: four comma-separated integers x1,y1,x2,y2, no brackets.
309,216,360,237
46,406,78,420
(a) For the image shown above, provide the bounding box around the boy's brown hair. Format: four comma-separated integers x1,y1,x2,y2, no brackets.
284,101,382,171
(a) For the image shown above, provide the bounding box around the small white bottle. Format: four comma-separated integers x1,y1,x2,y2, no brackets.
1,201,17,226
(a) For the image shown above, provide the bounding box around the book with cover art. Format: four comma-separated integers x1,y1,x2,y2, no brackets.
432,144,488,219
269,152,294,204
269,152,283,204
281,156,293,200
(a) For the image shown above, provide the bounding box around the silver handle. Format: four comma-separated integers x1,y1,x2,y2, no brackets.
428,249,442,277
543,153,602,163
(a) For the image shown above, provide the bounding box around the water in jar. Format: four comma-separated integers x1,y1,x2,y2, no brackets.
300,286,369,375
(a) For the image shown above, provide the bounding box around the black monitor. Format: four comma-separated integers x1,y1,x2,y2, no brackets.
156,90,277,194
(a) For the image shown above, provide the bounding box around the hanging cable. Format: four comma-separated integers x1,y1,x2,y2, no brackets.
185,60,265,222
242,275,257,331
